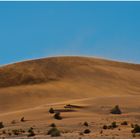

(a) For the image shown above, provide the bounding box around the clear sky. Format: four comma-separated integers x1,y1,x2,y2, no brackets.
0,2,140,65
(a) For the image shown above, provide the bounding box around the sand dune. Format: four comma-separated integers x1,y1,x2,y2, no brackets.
0,56,140,138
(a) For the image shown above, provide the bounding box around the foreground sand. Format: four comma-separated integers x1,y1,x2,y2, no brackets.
0,56,140,138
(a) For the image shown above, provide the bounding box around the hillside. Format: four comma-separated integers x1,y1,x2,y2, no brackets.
0,56,140,88
0,56,140,113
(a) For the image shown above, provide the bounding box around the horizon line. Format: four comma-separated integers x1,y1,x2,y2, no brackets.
0,55,140,67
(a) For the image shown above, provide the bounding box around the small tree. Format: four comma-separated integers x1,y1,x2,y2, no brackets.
110,105,122,114
54,112,62,120
0,122,4,129
131,124,140,133
20,117,25,122
47,127,61,137
83,122,89,127
49,108,54,114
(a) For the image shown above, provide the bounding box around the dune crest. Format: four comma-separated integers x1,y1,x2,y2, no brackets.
0,56,140,88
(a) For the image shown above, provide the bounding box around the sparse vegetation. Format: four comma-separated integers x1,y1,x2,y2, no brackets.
49,108,55,114
110,105,122,114
47,127,61,137
20,117,25,122
84,129,91,134
0,122,4,129
54,112,62,120
20,129,25,133
121,121,128,125
11,128,25,136
28,127,35,137
12,129,19,136
83,122,89,127
111,122,117,128
103,125,108,129
28,131,35,137
103,122,118,130
28,127,33,133
50,123,56,127
131,124,140,133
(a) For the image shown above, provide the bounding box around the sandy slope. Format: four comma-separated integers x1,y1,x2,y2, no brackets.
0,56,140,138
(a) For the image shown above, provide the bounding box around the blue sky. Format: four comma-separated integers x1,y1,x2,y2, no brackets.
0,2,140,65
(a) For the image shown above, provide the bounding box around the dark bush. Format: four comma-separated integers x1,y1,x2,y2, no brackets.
104,122,118,129
20,117,25,122
111,122,117,128
28,131,35,137
0,122,4,129
84,129,91,134
83,122,89,127
54,112,62,120
110,105,122,114
103,125,108,129
12,129,19,136
50,123,56,127
49,108,54,114
47,127,61,137
19,129,25,133
28,127,35,137
131,124,140,133
28,127,33,133
121,121,128,125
